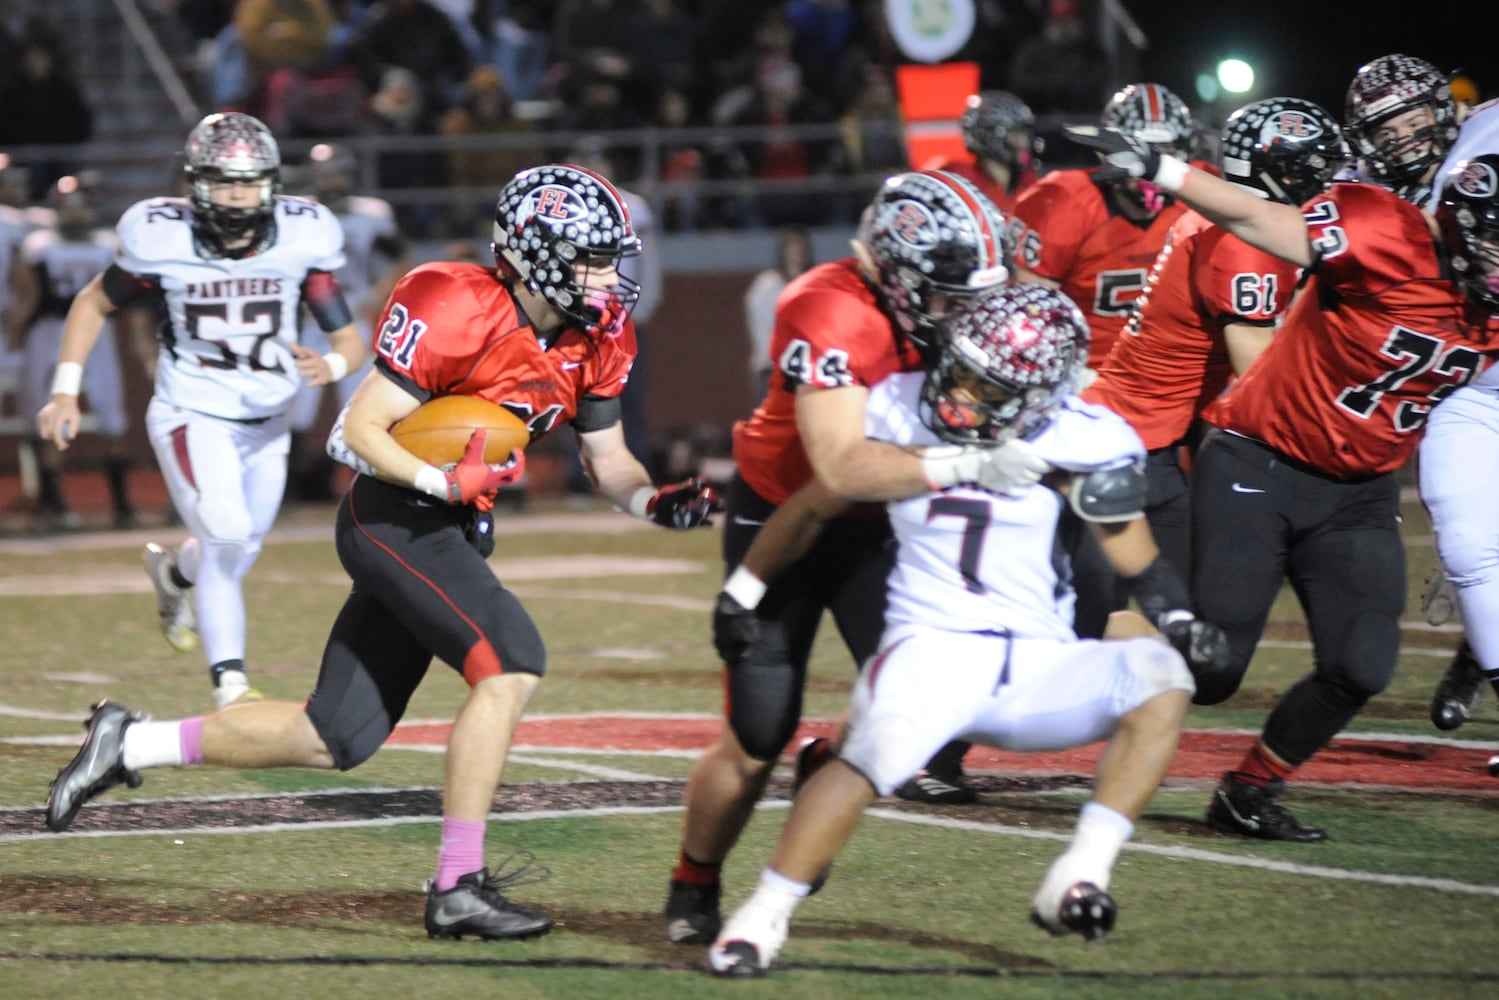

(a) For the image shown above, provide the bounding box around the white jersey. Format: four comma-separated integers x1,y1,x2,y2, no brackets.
22,227,119,317
115,194,346,420
865,371,1146,640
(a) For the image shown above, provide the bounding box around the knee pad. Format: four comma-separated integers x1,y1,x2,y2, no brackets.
196,504,254,549
306,704,389,772
1334,610,1401,699
842,714,927,797
1436,527,1499,590
727,648,804,762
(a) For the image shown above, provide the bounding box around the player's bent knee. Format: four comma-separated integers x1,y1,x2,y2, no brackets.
843,716,928,797
1120,638,1196,704
1339,612,1401,698
306,709,390,772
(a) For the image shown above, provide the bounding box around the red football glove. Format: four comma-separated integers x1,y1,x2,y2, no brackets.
646,477,725,529
443,429,526,504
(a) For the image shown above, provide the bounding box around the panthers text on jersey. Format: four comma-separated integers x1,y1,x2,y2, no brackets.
732,258,924,507
372,261,635,441
1011,168,1188,368
1204,182,1499,477
866,371,1145,640
107,194,346,421
1083,210,1302,450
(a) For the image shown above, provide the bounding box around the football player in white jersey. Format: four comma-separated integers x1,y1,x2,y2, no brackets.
707,284,1228,977
13,176,136,529
286,143,407,502
1419,98,1499,736
35,112,366,709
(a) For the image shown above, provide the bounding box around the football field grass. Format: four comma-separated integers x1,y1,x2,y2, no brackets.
1,495,1497,999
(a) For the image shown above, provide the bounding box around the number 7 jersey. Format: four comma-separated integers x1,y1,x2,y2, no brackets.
112,195,346,420
1204,182,1499,477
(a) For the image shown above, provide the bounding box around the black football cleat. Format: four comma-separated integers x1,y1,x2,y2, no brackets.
46,700,145,832
895,770,979,805
1431,642,1484,732
664,878,722,944
1205,772,1327,843
1031,881,1118,941
424,858,555,941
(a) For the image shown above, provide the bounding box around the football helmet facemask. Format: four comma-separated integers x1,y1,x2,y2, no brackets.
1219,97,1349,205
854,169,1014,352
921,283,1090,445
960,91,1038,173
493,163,641,336
1435,154,1499,311
183,112,281,258
1344,54,1458,196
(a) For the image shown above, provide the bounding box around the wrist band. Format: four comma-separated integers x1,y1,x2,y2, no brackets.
723,565,768,610
51,361,83,397
1154,155,1189,193
414,464,449,500
323,351,350,382
627,485,656,520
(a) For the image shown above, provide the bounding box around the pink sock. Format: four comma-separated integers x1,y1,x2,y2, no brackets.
179,716,206,765
434,817,486,892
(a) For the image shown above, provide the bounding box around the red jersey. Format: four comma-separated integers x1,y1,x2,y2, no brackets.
374,261,636,442
1012,167,1188,367
918,153,1038,214
733,258,923,505
1204,183,1499,477
1083,210,1301,450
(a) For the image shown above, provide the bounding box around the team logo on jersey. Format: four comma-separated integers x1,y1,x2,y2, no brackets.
887,199,939,249
1454,160,1499,198
523,184,590,224
1263,110,1324,143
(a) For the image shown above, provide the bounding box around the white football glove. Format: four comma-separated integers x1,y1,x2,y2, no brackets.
922,439,1050,495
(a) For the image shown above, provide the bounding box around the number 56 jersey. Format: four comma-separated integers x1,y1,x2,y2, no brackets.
112,195,346,421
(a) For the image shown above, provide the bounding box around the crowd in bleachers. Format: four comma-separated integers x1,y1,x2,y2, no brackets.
162,0,1117,236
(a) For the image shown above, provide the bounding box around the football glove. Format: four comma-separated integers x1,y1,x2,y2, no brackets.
645,477,725,529
1065,124,1163,185
712,590,760,667
1159,616,1232,680
444,429,526,504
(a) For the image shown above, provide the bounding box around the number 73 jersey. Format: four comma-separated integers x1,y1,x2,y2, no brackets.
1204,182,1499,478
113,195,346,421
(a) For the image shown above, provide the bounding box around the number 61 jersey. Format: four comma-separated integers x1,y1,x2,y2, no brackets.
112,195,346,421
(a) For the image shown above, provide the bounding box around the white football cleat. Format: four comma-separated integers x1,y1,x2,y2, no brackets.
708,894,791,978
143,543,199,653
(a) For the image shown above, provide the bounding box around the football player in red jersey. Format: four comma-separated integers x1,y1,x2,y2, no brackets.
1011,83,1198,644
663,170,1049,945
1079,97,1349,634
1067,54,1499,843
921,90,1041,213
42,164,722,942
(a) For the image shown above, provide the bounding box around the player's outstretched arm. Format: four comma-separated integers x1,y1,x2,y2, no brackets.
37,273,115,449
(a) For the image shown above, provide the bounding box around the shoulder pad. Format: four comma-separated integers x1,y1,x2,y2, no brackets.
1068,461,1146,523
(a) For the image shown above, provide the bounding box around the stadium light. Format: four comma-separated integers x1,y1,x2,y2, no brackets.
1217,58,1255,95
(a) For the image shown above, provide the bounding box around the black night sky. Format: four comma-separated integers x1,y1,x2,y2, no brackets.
1126,1,1493,121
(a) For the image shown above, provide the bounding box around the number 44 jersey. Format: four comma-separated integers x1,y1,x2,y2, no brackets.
113,194,346,421
1204,182,1499,478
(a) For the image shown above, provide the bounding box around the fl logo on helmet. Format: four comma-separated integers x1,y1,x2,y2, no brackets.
526,185,588,223
1456,160,1499,199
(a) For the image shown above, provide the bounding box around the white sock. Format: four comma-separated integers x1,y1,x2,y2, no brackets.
122,720,186,770
1062,801,1134,889
759,866,813,899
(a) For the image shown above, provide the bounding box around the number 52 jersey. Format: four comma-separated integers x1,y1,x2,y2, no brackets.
111,195,346,421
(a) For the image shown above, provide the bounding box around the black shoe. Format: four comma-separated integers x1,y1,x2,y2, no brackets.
895,770,978,805
664,878,721,944
1205,772,1327,842
1431,644,1484,732
1030,882,1118,941
424,857,555,941
46,700,144,832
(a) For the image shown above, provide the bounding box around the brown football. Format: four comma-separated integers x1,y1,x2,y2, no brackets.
390,395,530,466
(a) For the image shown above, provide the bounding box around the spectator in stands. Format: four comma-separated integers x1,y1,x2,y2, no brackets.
235,0,334,79
626,0,697,110
368,66,448,236
836,64,907,176
350,0,471,122
439,64,544,237
1008,0,1109,117
0,30,93,199
481,0,550,103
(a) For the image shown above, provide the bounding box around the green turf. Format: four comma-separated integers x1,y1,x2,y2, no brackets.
2,496,1496,998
